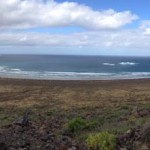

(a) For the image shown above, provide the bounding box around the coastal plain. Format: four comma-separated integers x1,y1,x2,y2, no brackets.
0,78,150,149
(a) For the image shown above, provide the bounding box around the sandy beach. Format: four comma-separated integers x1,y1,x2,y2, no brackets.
0,78,150,149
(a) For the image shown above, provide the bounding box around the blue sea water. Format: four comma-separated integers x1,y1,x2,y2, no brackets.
0,54,150,80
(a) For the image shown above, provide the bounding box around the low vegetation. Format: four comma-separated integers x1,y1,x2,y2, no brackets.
67,117,87,133
86,132,116,150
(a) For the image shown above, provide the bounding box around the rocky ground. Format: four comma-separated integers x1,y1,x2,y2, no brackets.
0,109,149,150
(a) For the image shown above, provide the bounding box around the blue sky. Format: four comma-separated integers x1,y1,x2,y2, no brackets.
1,0,150,56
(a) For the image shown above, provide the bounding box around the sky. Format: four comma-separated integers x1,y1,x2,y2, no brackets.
1,0,150,56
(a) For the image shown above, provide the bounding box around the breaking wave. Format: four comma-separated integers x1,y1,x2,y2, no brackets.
119,62,137,66
103,63,115,66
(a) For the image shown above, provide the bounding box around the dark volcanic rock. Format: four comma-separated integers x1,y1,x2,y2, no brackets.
0,143,7,150
14,114,30,127
141,123,150,147
117,123,150,150
0,116,83,150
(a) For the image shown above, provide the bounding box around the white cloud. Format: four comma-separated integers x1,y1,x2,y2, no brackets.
1,0,149,56
143,28,150,35
140,20,150,29
0,32,89,46
139,20,150,35
1,29,150,51
0,0,137,30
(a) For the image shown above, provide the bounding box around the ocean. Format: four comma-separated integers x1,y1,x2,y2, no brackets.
0,54,150,80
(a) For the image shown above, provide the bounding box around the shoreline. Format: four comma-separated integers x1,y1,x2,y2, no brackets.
1,74,150,82
1,76,150,87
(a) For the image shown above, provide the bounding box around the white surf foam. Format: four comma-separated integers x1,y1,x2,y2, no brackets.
103,63,115,66
119,62,137,66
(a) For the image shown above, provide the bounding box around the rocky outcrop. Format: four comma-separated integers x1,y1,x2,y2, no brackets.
117,123,150,150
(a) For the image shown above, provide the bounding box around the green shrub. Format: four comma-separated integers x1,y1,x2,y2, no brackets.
46,111,53,116
67,117,87,133
86,131,116,150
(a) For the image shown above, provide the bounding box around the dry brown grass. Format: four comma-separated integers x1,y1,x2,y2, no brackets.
0,78,150,128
